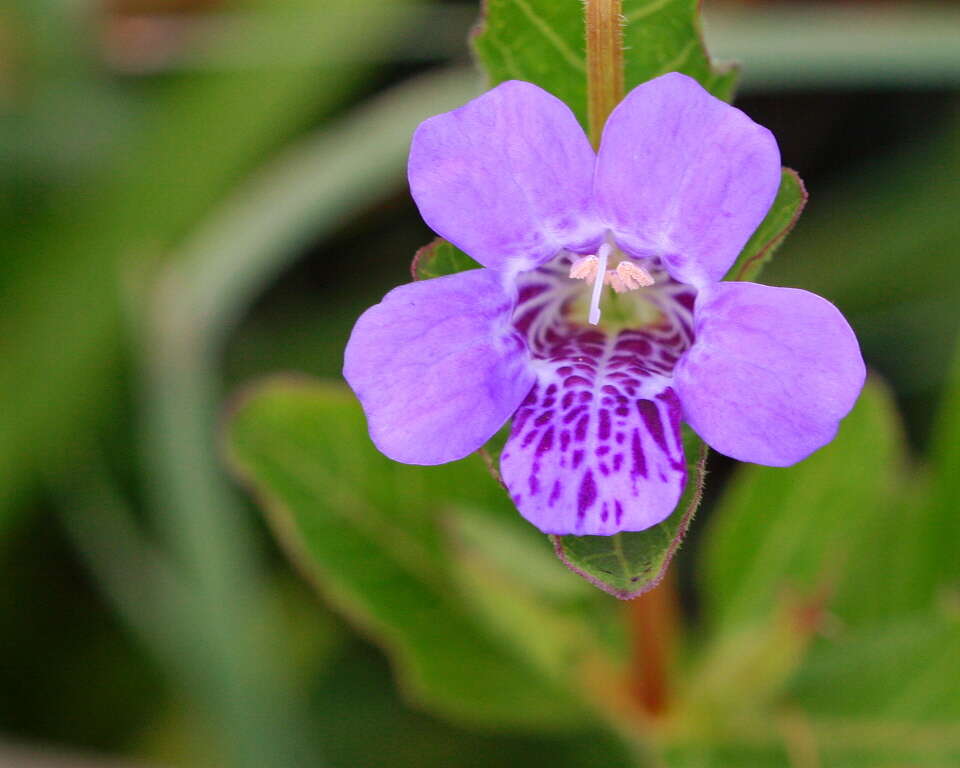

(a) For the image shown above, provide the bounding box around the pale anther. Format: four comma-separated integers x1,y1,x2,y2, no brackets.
605,270,627,293
569,255,599,282
616,260,655,290
569,250,654,324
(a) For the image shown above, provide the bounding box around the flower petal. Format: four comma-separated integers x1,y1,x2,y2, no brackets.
594,72,782,286
408,80,602,273
500,329,688,535
343,269,535,465
674,281,865,466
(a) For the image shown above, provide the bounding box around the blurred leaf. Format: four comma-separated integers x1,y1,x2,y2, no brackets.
677,607,960,766
664,746,789,768
445,507,592,602
681,594,821,734
0,0,400,532
666,736,960,768
225,378,592,731
790,613,960,723
309,642,636,768
702,378,905,631
764,110,960,410
411,238,480,281
550,430,707,599
688,376,960,764
925,331,960,593
767,110,960,312
727,169,807,282
442,510,678,768
442,506,636,686
473,0,737,129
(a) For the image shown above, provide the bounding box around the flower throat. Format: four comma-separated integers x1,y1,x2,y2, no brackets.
568,242,659,329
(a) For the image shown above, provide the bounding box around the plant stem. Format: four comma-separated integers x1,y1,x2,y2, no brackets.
627,570,679,718
585,0,625,148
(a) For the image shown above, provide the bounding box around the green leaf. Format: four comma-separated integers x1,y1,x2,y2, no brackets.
790,614,960,722
666,738,960,768
445,507,593,602
225,377,590,730
444,507,613,683
412,238,480,281
664,746,790,768
924,331,960,592
473,0,590,125
622,0,738,101
473,0,738,130
551,429,708,599
0,0,400,534
726,169,808,282
701,378,906,632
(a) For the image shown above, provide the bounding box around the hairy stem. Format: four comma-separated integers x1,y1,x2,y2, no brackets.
585,0,625,148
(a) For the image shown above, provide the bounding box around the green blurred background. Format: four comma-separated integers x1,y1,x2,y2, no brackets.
2,0,960,766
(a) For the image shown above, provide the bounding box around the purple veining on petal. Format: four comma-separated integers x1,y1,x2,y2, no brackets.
577,471,598,520
549,479,563,506
638,400,669,457
500,253,694,535
631,428,647,479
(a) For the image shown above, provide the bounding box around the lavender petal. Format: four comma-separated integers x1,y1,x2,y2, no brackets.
343,269,535,465
408,80,603,273
594,73,782,287
674,281,866,466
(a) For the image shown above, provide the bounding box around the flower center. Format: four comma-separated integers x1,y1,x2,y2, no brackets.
568,243,655,326
512,249,695,377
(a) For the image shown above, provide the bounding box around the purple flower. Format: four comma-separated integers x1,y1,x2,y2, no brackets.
344,73,865,536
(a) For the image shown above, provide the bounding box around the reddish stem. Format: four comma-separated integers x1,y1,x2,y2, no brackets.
627,568,678,718
585,0,624,148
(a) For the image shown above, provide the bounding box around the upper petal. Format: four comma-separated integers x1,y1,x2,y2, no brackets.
674,281,865,466
594,72,782,286
343,269,535,465
408,80,602,273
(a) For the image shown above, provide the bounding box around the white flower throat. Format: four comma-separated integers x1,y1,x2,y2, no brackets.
568,242,655,325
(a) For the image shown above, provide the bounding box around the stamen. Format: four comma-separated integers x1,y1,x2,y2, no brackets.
570,249,656,324
604,270,627,293
615,260,655,290
588,243,611,325
568,255,599,282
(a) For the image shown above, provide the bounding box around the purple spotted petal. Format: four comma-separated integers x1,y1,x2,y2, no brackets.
408,80,602,273
674,281,865,466
594,73,782,287
501,258,695,535
343,269,534,465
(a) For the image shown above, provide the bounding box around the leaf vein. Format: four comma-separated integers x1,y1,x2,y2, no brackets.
625,0,676,24
512,0,586,72
655,39,697,76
